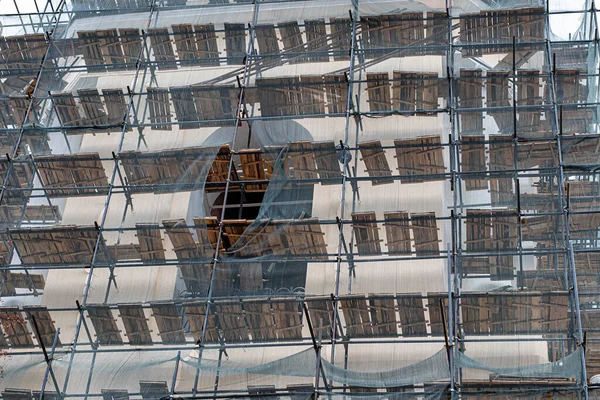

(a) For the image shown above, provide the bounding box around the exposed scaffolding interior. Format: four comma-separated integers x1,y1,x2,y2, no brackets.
0,0,599,398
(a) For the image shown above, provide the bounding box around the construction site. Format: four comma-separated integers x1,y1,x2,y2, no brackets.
0,0,598,398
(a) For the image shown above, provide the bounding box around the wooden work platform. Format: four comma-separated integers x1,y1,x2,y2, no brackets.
463,209,518,280
458,291,569,335
35,153,109,197
459,7,545,56
394,136,445,183
51,89,128,131
120,145,235,193
457,70,484,136
10,225,101,265
221,218,327,259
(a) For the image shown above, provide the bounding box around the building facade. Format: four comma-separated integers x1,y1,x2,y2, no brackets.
0,0,599,398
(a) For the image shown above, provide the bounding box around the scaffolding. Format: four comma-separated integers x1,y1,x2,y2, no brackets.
0,0,599,398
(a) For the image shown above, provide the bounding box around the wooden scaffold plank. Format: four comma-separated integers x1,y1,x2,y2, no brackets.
24,306,61,347
351,212,382,256
87,304,123,345
136,223,165,262
148,28,176,69
384,211,411,254
411,212,440,256
151,302,185,344
242,299,277,342
340,294,373,338
117,304,152,345
0,307,33,347
394,136,445,183
368,294,398,337
183,301,218,343
35,153,109,197
359,140,394,185
397,293,427,336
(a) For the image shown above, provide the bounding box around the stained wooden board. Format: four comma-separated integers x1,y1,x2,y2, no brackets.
148,28,176,69
325,74,348,114
256,77,302,117
78,89,108,125
459,7,545,56
171,24,198,62
191,85,238,123
170,86,199,129
366,73,391,112
97,29,126,70
368,294,397,336
384,211,411,254
1,271,45,296
106,244,140,262
516,70,544,136
305,297,334,339
457,70,484,135
242,299,277,341
0,157,34,205
0,307,33,347
214,301,248,343
392,72,440,113
224,23,246,65
410,212,440,256
77,31,105,72
87,304,123,345
238,149,269,192
151,302,185,344
490,212,518,280
163,219,211,294
352,212,382,255
103,88,130,130
397,293,427,336
192,216,221,256
35,152,109,197
24,306,61,347
10,225,101,264
146,87,171,130
463,209,492,276
119,28,142,70
460,295,490,334
279,21,306,59
136,223,165,262
120,145,234,193
313,141,342,184
330,18,351,61
394,136,445,183
52,92,85,127
1,389,34,399
283,219,328,259
255,24,280,55
518,269,566,291
340,294,373,337
118,304,152,345
286,141,318,183
272,298,303,340
299,75,326,115
461,135,487,190
486,71,512,133
194,24,220,66
183,301,218,343
359,140,393,185
304,19,329,62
